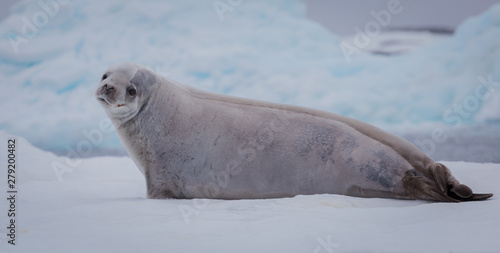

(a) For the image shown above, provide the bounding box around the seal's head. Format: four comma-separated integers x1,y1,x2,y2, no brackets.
96,62,157,123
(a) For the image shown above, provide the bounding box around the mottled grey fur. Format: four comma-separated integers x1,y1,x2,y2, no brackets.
96,63,492,202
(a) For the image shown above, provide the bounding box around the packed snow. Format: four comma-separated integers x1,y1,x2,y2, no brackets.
0,132,499,252
0,0,499,162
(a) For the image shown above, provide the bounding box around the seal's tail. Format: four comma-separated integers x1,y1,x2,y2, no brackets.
402,163,493,202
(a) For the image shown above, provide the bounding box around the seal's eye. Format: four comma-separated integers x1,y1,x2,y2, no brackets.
102,74,107,80
128,88,137,96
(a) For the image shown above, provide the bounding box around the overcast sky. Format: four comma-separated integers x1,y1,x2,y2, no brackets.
1,0,499,36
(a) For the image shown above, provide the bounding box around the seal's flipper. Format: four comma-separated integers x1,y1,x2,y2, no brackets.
403,163,493,202
448,191,493,201
468,193,494,201
428,163,493,202
402,171,458,202
449,183,473,198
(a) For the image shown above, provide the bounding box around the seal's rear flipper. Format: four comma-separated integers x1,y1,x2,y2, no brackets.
448,183,493,201
403,163,494,202
470,193,494,201
448,192,493,201
428,163,494,202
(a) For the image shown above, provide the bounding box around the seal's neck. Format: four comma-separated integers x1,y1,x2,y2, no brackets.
109,109,139,128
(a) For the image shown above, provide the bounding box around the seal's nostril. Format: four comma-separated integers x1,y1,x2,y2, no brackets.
102,84,115,93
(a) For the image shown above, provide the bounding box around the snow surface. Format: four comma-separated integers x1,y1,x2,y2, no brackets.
0,131,499,253
0,0,499,158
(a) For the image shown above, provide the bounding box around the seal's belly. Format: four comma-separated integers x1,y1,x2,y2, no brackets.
171,104,411,199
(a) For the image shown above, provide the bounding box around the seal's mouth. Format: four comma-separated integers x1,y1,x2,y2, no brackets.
96,94,125,108
97,97,110,105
